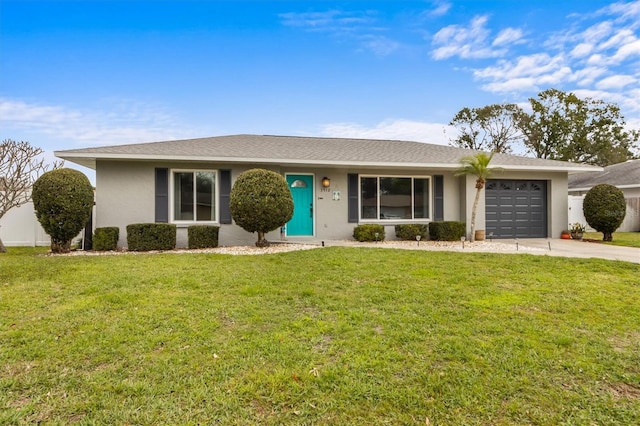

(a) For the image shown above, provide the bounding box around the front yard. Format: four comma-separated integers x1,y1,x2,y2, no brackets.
1,247,639,424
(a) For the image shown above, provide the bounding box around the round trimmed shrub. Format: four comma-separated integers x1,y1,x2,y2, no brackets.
32,168,94,253
583,183,626,242
229,169,293,247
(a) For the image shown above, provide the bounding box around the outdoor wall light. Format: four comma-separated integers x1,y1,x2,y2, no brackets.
321,177,331,188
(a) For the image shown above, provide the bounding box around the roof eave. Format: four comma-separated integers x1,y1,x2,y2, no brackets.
54,152,601,173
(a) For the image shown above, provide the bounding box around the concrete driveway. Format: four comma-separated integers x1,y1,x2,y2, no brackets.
514,238,640,264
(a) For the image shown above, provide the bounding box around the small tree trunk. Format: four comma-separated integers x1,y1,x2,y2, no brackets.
603,232,613,242
0,237,7,253
255,231,270,248
470,187,482,242
51,239,71,254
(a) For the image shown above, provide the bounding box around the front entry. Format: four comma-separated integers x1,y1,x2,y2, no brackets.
286,174,314,236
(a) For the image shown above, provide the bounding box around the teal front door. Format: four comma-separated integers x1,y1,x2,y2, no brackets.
286,175,314,236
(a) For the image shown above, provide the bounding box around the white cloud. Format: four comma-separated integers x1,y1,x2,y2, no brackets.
493,27,525,47
359,35,402,56
452,1,640,119
428,1,451,17
0,98,201,148
571,42,594,58
318,119,455,145
599,0,640,22
595,74,637,89
610,38,640,62
432,15,508,59
279,9,402,56
574,66,609,86
279,10,376,31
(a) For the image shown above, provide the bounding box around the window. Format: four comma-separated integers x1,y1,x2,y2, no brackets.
360,176,430,220
172,170,217,222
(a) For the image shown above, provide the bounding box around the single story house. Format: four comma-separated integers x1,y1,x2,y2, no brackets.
55,134,599,247
568,159,640,232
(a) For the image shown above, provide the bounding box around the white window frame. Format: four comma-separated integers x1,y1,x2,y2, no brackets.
359,174,432,222
169,169,219,224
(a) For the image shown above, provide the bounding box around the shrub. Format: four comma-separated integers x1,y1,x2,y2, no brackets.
188,225,219,249
395,224,428,241
429,221,466,241
32,168,94,253
583,183,626,242
93,227,119,251
126,223,176,251
353,224,385,242
230,169,293,247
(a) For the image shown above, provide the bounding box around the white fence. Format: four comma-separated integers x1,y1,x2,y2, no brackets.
0,201,92,248
0,201,50,246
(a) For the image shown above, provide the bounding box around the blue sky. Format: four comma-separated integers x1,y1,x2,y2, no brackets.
1,0,639,178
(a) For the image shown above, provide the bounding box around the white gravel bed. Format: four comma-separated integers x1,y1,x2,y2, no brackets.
51,240,546,256
50,243,320,256
334,240,547,252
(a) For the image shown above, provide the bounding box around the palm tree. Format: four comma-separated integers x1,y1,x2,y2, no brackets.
454,152,500,242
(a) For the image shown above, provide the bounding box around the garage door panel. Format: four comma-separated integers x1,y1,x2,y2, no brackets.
485,179,547,238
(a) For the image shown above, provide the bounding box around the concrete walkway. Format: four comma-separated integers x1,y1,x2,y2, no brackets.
296,238,640,264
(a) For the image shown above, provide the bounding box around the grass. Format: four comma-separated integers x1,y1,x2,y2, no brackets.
1,246,639,425
583,231,640,248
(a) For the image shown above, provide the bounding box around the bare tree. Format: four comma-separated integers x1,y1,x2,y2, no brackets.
0,139,63,253
449,104,524,154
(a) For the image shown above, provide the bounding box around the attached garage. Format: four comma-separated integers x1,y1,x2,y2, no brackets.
485,179,547,238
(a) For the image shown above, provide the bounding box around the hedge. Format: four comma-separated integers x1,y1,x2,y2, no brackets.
126,223,176,251
353,224,385,242
428,221,466,241
395,224,428,240
93,227,119,251
188,225,220,249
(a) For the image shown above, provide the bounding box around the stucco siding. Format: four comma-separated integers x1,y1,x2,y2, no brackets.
95,163,468,247
95,160,156,247
93,161,570,248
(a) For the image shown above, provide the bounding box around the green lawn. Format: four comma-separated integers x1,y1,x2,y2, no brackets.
583,231,640,248
1,247,639,425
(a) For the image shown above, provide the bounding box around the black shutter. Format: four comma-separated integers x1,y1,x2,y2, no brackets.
155,168,169,223
219,169,232,224
434,175,444,221
348,173,359,223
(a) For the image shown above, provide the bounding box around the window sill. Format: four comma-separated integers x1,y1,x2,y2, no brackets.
171,221,220,228
359,219,431,225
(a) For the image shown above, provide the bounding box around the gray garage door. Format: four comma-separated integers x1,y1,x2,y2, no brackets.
485,179,547,238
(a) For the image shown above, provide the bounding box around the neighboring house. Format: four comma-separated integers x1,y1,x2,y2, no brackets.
568,159,640,232
54,134,599,248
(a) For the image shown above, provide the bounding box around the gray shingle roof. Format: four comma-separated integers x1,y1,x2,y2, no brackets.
568,159,640,189
55,134,600,172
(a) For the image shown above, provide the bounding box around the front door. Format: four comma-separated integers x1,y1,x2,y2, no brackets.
286,174,314,236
